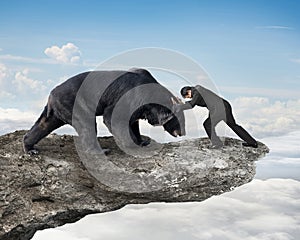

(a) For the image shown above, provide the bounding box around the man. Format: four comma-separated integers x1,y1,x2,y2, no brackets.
179,85,258,148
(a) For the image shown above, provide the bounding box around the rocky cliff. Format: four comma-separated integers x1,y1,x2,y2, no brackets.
0,130,269,240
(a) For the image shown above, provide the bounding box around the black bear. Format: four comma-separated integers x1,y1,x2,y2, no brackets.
23,68,186,154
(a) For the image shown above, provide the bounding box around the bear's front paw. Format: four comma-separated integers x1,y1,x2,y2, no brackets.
102,148,111,155
140,139,151,147
27,149,39,155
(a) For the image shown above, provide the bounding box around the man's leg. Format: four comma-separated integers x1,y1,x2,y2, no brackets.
203,116,223,147
225,105,257,147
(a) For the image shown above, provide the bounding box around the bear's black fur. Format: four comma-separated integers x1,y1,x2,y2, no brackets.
23,68,185,154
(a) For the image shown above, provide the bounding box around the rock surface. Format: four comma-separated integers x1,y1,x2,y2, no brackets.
0,130,269,240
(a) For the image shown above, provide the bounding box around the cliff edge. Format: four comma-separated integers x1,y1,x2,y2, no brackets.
0,131,269,240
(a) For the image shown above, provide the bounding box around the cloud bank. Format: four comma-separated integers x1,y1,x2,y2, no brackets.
0,63,8,83
256,131,300,180
0,63,55,109
230,97,300,138
33,178,300,240
256,25,294,30
0,63,14,99
44,43,81,64
0,107,37,135
13,69,47,93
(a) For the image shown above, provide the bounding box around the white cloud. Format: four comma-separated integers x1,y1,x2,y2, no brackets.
0,54,56,64
230,97,300,138
32,178,300,240
0,63,15,99
256,131,300,180
0,63,9,85
0,107,37,135
261,131,300,158
0,106,78,136
44,43,81,64
0,107,37,121
256,25,294,30
0,118,34,135
0,90,15,99
221,86,300,99
12,68,47,93
290,58,300,64
0,63,51,102
0,53,95,67
33,229,90,240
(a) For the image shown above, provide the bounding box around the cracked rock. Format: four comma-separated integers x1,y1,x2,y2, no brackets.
0,130,269,240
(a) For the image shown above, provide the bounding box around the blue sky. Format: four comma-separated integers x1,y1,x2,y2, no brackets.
0,0,299,150
1,0,300,101
1,0,300,136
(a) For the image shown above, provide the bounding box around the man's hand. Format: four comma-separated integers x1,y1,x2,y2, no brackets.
173,104,184,113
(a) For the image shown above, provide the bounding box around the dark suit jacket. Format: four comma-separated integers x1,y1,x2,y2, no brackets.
181,85,230,123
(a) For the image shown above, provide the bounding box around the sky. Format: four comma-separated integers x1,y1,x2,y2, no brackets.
1,0,300,239
1,0,300,137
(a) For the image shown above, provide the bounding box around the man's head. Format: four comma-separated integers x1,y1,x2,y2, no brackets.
180,86,192,99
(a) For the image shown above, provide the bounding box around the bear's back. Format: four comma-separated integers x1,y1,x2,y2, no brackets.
98,69,159,108
49,69,161,117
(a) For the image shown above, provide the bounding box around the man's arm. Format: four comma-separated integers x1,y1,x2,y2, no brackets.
180,90,201,110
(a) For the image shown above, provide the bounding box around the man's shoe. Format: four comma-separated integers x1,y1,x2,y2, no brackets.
242,142,258,148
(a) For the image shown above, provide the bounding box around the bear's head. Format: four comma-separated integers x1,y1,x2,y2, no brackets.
162,110,185,137
162,97,186,137
142,98,186,138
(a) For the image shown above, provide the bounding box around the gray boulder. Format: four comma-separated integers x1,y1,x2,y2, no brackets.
0,130,269,240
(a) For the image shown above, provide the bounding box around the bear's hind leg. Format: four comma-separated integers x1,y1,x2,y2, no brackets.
23,107,65,154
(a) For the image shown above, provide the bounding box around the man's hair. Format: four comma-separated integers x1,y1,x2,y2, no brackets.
180,86,192,97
